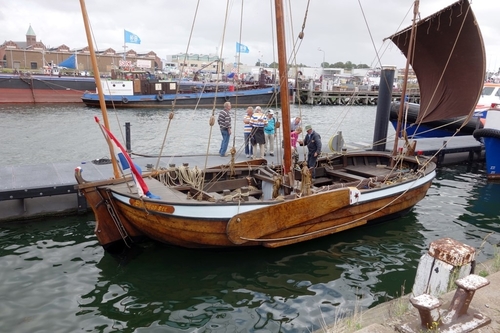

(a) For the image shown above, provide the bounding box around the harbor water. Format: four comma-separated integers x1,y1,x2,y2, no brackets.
1,104,499,333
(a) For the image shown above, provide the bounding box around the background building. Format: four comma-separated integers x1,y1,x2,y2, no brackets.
168,53,224,76
0,25,162,74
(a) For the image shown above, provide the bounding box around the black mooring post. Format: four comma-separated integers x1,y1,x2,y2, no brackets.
125,122,131,153
372,66,396,151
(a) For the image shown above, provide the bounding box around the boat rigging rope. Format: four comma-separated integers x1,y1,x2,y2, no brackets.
155,111,175,170
300,165,312,196
178,165,203,188
199,0,232,189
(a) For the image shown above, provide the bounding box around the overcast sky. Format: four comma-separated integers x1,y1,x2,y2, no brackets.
2,0,499,71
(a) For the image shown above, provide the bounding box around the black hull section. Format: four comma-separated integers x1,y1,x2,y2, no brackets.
390,102,481,136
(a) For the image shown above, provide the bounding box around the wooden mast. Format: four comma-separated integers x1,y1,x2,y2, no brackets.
392,0,419,157
274,0,292,178
79,0,120,179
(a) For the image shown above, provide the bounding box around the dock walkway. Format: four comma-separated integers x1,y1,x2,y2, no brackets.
294,88,421,106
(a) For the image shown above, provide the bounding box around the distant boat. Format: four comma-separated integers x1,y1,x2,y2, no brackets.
75,0,486,252
477,83,500,108
0,70,95,104
81,71,280,109
389,102,482,138
389,81,500,138
0,52,95,104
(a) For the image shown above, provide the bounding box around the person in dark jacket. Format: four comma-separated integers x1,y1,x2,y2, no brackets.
217,101,232,157
301,124,322,177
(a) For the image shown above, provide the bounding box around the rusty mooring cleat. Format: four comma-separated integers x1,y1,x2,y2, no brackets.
398,274,491,333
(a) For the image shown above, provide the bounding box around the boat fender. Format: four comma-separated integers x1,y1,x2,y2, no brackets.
122,97,129,104
156,93,164,101
473,128,500,140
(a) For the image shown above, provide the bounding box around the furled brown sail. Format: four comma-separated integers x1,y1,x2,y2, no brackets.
387,0,485,123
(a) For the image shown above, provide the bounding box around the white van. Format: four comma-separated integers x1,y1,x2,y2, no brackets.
163,62,179,75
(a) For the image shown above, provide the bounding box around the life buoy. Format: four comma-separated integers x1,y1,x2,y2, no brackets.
156,93,164,101
122,97,129,104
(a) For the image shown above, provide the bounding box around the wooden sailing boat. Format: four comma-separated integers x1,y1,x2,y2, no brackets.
74,0,485,251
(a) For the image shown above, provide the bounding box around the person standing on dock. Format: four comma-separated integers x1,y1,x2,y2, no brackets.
250,106,267,158
243,106,254,158
290,117,302,132
301,125,322,177
218,101,232,157
264,110,276,156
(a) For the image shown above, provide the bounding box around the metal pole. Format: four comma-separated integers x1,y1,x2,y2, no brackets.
125,122,131,153
318,47,325,68
372,66,396,151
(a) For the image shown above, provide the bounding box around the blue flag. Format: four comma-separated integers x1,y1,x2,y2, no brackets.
236,42,249,53
124,30,141,44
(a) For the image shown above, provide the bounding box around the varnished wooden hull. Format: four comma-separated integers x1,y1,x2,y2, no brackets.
76,154,436,250
107,176,431,248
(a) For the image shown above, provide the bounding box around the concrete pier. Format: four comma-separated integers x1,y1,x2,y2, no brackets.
320,256,500,333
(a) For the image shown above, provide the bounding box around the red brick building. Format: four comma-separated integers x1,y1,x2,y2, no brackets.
0,25,162,74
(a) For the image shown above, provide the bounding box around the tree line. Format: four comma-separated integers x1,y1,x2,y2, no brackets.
259,61,370,70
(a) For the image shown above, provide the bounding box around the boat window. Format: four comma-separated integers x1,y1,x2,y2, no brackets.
482,87,494,95
496,89,500,97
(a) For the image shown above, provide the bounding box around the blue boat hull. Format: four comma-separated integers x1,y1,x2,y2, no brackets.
484,136,500,179
473,128,500,179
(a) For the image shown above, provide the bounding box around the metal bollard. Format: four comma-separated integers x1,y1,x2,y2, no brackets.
409,294,441,328
441,274,490,324
412,238,475,298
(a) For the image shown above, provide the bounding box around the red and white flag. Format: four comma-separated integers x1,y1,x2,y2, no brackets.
95,117,159,199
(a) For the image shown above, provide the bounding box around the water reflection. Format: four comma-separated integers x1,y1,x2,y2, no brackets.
433,166,500,254
73,211,426,332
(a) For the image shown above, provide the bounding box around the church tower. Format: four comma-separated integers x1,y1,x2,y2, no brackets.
26,24,36,47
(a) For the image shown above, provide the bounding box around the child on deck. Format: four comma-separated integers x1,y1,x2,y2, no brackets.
290,127,302,167
290,127,302,152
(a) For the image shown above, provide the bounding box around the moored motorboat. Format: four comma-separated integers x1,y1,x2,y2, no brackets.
81,71,280,109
